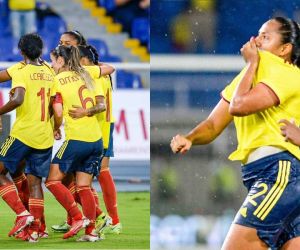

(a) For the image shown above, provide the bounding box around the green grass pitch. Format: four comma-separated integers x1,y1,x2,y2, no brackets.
0,191,150,249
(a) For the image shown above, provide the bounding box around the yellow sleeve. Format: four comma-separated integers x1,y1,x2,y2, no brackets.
6,62,26,78
11,69,26,90
221,66,248,102
84,66,101,79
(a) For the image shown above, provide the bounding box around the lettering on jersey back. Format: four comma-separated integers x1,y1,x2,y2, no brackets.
30,73,53,82
58,75,80,85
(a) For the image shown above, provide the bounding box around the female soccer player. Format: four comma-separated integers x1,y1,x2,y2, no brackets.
78,45,121,234
0,33,55,242
51,31,116,233
171,17,300,250
45,45,106,242
59,30,115,76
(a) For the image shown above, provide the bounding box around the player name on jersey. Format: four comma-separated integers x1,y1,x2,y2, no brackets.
30,73,54,82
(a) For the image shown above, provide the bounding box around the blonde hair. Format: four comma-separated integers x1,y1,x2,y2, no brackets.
52,45,95,90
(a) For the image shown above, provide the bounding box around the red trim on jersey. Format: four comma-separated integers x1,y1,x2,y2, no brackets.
220,93,230,104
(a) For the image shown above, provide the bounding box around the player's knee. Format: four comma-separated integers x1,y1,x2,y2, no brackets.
101,164,109,171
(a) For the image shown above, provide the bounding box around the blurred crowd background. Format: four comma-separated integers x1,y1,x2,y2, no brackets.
151,1,300,249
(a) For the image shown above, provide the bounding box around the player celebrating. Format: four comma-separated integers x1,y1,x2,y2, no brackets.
0,33,54,241
78,45,121,234
45,45,106,241
171,17,300,249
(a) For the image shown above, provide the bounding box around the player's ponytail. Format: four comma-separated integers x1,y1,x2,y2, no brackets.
78,45,99,65
52,45,95,90
274,17,300,67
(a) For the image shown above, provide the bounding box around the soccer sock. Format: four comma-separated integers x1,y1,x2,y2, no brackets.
0,183,27,215
12,173,29,210
67,181,82,205
45,181,82,221
40,214,46,232
77,186,96,222
98,169,119,224
91,187,102,217
28,198,43,232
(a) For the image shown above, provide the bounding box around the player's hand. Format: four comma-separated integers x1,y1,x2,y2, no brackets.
170,134,192,154
240,37,259,64
53,128,61,140
279,118,300,146
68,105,88,119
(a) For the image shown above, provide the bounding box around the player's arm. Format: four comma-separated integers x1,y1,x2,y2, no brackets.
52,93,63,140
170,98,233,154
0,70,12,82
0,87,25,115
68,95,106,119
229,37,279,116
98,63,115,76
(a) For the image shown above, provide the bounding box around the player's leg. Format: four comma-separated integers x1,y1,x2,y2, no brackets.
281,237,300,250
0,137,34,237
46,163,88,239
222,224,268,250
76,171,99,241
23,147,52,242
76,139,103,242
10,160,29,210
98,156,121,234
51,172,77,233
97,123,121,234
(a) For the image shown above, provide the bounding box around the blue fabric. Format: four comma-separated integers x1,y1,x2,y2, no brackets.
52,139,103,176
0,136,52,177
234,151,300,249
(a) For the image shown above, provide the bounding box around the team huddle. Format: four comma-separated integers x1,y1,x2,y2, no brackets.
0,30,121,243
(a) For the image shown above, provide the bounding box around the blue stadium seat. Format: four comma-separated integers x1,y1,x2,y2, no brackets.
131,18,149,44
39,32,60,61
0,37,14,60
117,70,143,88
97,0,115,12
87,38,109,58
41,16,67,34
101,54,122,62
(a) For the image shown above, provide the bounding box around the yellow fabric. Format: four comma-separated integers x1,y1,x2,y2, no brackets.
10,64,54,149
191,0,215,11
222,50,300,162
9,0,35,10
53,71,102,142
98,75,114,148
6,62,26,78
84,65,100,79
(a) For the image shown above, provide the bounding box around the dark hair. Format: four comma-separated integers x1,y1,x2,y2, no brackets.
62,30,87,46
274,16,300,67
18,33,43,60
51,45,94,90
78,45,99,65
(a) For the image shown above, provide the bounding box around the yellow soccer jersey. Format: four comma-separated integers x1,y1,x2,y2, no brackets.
53,71,103,142
6,62,26,78
10,64,54,149
222,50,300,162
98,75,115,148
84,65,101,79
